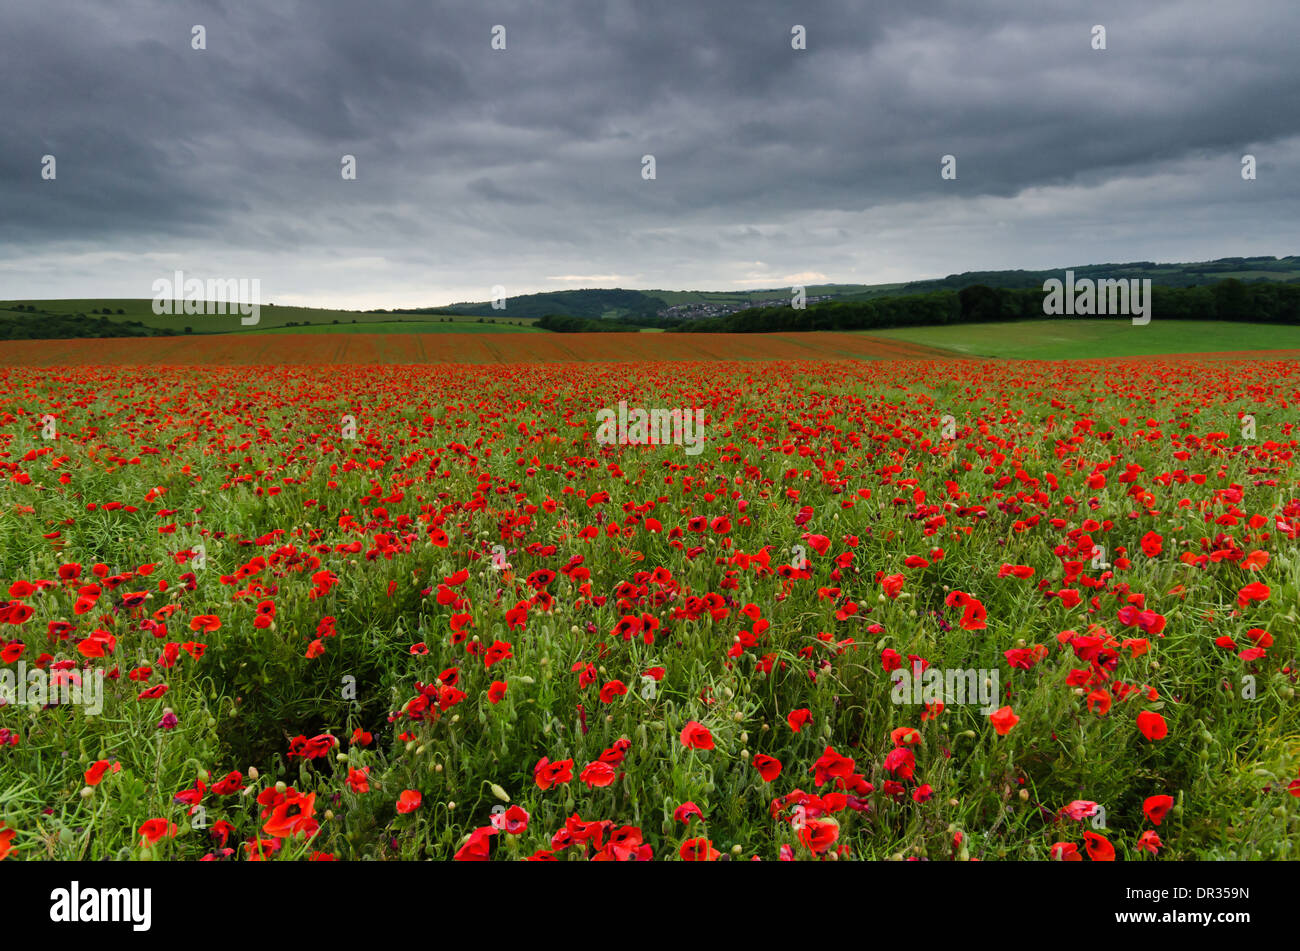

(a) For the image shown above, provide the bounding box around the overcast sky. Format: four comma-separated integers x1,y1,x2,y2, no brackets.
2,0,1298,309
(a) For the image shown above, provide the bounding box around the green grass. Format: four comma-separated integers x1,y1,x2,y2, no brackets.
0,361,1296,861
867,320,1300,360
0,300,537,335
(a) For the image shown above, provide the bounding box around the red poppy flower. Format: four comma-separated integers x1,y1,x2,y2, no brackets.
454,826,497,861
989,706,1019,736
674,801,704,824
1136,830,1162,854
84,760,120,786
1236,582,1270,609
534,757,574,790
579,761,617,788
1050,842,1082,861
1143,794,1174,826
679,721,714,750
679,837,719,861
752,753,782,782
138,818,178,846
1082,831,1115,861
1136,710,1168,741
396,790,422,814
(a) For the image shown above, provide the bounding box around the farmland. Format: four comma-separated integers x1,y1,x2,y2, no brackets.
0,332,957,367
0,300,536,336
869,320,1300,361
0,354,1296,861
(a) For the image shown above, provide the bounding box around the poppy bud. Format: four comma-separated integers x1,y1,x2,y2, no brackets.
80,786,94,799
248,766,259,780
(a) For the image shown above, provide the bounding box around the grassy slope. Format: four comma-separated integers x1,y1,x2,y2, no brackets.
0,300,536,334
866,320,1300,360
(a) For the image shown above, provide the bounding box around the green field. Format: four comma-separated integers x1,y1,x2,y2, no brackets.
867,320,1300,360
0,300,536,335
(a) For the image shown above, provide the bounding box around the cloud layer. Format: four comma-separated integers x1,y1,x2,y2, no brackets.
3,0,1298,308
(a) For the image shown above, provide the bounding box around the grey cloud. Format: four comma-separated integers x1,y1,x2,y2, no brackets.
1,0,1297,306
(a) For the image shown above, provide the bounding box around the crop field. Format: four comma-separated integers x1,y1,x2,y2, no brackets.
0,355,1296,862
869,320,1300,361
0,332,958,367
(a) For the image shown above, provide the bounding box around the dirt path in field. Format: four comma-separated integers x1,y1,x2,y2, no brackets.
0,332,963,365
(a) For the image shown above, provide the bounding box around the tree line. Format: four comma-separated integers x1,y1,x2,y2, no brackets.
670,278,1300,333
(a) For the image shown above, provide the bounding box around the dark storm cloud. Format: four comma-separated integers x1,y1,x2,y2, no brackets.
2,0,1298,306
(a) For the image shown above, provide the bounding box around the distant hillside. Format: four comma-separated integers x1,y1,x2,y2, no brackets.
3,256,1297,339
0,304,167,340
888,255,1300,295
424,256,1300,321
679,277,1300,334
0,300,535,338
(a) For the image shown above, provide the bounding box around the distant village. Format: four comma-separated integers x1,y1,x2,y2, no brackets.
658,294,835,320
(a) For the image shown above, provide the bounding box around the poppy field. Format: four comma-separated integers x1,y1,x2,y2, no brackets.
0,355,1297,862
0,331,957,368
